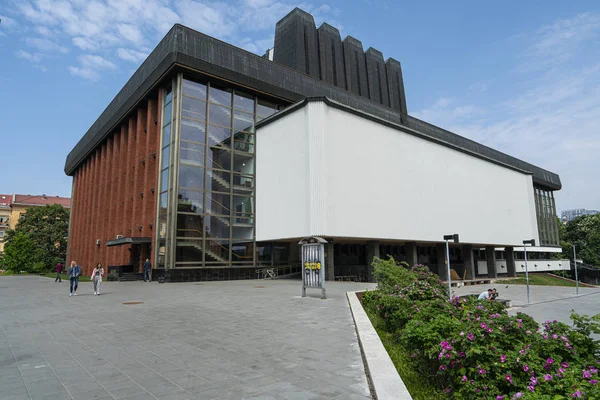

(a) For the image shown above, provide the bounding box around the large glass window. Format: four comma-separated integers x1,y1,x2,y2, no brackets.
169,76,285,271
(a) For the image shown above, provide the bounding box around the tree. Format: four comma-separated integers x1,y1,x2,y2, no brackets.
4,204,69,271
559,214,600,267
2,232,41,272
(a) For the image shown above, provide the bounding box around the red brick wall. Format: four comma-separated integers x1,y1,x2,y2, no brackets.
68,92,161,276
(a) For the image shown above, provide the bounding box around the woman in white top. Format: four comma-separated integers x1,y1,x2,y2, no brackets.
91,263,104,295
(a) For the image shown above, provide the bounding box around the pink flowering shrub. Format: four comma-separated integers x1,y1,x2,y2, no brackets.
363,257,600,399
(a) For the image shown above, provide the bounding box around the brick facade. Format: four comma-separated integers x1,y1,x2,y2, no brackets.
68,92,162,276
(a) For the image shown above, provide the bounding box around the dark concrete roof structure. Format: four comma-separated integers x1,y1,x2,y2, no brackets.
64,8,561,190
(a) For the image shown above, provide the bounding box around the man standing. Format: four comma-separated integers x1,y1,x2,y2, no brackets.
143,258,152,282
55,262,63,282
68,261,81,296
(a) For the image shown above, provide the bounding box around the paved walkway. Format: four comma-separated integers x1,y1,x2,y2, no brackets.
0,276,376,400
454,283,600,324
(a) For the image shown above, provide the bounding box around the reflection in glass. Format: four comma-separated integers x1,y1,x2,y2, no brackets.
257,99,277,117
231,240,253,263
177,189,203,214
233,110,254,133
175,238,204,262
233,152,254,174
209,104,232,127
179,165,205,189
180,141,205,167
164,102,172,124
206,169,231,193
233,132,254,153
180,118,206,143
209,85,232,107
162,146,170,169
183,79,207,99
234,91,254,113
163,123,171,146
232,174,254,192
232,226,254,240
176,213,204,237
205,191,230,216
161,169,169,191
205,239,230,262
205,215,230,239
182,96,206,121
207,148,231,171
208,124,231,148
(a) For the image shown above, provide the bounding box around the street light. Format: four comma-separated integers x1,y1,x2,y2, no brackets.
573,241,583,295
443,234,460,300
523,239,536,304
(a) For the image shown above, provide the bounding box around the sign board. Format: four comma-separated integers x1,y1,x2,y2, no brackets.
299,237,327,299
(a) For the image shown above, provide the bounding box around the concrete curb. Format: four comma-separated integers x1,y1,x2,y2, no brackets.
347,291,412,400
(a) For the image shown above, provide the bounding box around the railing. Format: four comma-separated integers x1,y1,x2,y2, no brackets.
255,265,301,279
477,259,571,275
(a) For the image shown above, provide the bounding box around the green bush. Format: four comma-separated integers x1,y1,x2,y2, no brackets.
372,256,413,292
363,258,600,399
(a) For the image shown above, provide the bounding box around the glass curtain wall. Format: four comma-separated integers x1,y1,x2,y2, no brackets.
534,185,560,246
156,84,175,268
161,74,279,269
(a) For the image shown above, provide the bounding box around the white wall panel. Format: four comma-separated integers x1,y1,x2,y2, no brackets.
256,101,540,245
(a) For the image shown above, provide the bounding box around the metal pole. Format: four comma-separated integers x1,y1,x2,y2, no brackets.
524,244,530,304
446,239,452,300
573,244,579,295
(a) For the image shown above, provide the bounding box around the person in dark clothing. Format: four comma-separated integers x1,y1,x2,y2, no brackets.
55,262,63,282
143,259,152,282
68,261,81,296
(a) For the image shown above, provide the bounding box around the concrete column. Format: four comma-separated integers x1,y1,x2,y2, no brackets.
366,241,380,282
505,247,516,277
462,244,475,280
405,242,418,268
486,247,497,278
437,243,449,281
326,242,335,281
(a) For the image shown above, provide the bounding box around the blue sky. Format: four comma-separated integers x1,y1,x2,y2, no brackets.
0,0,599,213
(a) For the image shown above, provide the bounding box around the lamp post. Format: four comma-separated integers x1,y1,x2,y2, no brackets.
573,241,583,295
443,234,460,301
522,239,536,304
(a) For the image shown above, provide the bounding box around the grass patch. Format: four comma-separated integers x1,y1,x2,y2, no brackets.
365,308,445,400
502,273,575,287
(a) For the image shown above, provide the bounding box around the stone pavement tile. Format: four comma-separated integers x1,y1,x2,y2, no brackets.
243,394,283,400
63,381,104,395
158,367,191,381
107,383,148,399
117,393,155,400
70,388,113,400
170,373,211,392
155,390,196,400
0,386,29,400
189,386,229,400
132,377,179,396
188,367,236,384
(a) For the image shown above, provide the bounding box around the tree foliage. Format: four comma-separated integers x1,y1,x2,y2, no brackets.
558,214,600,267
4,204,69,272
2,232,41,272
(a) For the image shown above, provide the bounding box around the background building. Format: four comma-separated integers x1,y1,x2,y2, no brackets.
561,208,598,222
64,8,565,281
0,194,71,257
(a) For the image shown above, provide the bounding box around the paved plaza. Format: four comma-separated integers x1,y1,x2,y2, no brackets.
455,282,600,324
0,277,376,400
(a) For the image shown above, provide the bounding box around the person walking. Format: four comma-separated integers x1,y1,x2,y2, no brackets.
55,262,64,282
91,263,104,295
143,259,152,282
68,261,81,297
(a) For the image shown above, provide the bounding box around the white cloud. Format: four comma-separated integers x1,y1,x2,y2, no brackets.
79,54,118,70
11,0,338,80
0,15,18,30
116,23,143,44
68,65,100,81
24,37,69,53
15,49,44,63
72,36,98,50
116,48,147,63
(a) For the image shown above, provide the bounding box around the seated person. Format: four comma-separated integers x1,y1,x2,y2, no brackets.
478,289,493,301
